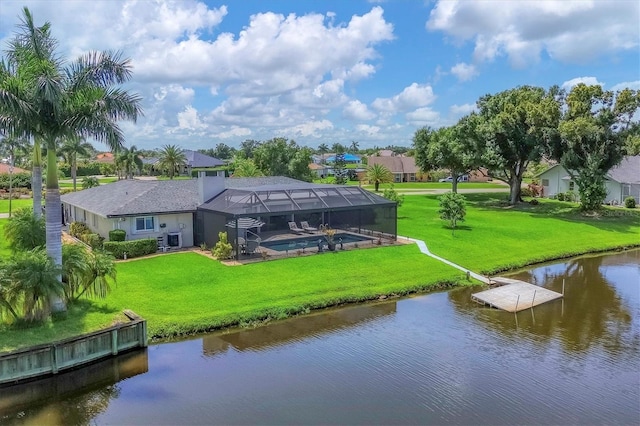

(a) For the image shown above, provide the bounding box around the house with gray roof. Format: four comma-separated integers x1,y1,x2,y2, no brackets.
537,156,640,205
61,174,397,256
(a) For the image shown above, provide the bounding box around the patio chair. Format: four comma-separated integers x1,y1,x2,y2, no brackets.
300,221,318,233
245,239,260,255
289,222,304,234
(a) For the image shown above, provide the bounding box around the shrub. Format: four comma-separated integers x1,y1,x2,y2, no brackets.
555,192,565,201
0,172,32,190
520,187,533,198
438,192,466,236
109,229,126,242
529,199,539,206
103,238,157,259
382,184,405,207
624,196,636,209
79,233,103,249
82,176,99,189
69,221,91,238
212,232,233,260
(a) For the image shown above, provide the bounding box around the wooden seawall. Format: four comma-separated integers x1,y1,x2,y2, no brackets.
0,310,147,386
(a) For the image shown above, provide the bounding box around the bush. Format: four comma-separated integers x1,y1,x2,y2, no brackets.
69,221,91,238
624,196,636,209
520,187,533,198
79,233,104,249
103,238,157,259
109,229,126,242
555,192,565,201
0,172,32,190
212,232,233,260
529,199,539,205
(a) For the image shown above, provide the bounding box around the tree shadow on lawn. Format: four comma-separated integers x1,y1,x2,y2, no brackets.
460,193,640,234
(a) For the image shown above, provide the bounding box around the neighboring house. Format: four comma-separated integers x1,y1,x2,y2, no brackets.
95,152,115,164
144,150,224,176
61,174,397,257
366,156,425,183
537,156,640,204
0,163,27,174
308,163,329,178
324,154,362,165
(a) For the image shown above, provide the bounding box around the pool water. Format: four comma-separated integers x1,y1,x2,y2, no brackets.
261,232,374,251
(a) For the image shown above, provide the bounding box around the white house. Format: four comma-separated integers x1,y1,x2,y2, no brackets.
537,156,640,205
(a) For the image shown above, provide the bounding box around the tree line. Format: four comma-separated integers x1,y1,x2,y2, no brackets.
413,85,639,210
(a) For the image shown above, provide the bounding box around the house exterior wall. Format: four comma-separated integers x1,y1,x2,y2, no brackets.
539,166,571,197
62,202,195,247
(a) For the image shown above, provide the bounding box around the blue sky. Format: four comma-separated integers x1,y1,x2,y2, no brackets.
1,0,638,151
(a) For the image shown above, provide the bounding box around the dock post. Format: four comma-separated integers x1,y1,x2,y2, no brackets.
514,295,520,312
531,289,537,313
562,279,565,296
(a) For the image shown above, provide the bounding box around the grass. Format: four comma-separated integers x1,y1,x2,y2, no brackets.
367,182,506,191
0,219,10,258
398,193,640,274
0,198,32,214
2,192,639,352
0,246,466,351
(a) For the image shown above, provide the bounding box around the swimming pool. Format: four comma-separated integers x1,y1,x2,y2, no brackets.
261,233,374,252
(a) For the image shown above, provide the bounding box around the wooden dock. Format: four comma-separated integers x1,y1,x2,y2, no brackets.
471,278,563,313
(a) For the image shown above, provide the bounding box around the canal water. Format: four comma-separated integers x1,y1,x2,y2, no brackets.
1,250,638,425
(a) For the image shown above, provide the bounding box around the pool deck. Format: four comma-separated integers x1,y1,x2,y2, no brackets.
471,277,563,313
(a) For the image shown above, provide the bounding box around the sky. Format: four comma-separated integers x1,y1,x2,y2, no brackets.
1,0,638,152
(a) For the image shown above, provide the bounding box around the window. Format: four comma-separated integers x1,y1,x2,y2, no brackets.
135,216,155,232
92,213,98,227
409,173,416,182
541,179,549,187
569,181,575,191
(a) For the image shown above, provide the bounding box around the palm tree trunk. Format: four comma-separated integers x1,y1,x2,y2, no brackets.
32,139,43,219
46,145,66,312
71,155,77,191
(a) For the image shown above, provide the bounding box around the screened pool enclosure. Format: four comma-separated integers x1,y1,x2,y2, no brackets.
195,179,397,258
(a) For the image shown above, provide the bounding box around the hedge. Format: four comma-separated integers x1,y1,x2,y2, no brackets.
69,222,91,238
0,172,32,190
109,229,127,241
79,232,104,249
103,238,157,259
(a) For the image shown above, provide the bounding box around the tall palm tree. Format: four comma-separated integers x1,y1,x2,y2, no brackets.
59,135,94,191
366,163,393,192
158,144,186,179
0,8,142,312
115,144,143,179
349,140,360,153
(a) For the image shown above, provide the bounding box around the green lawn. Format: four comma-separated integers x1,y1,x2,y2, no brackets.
0,246,466,351
0,219,10,258
0,198,32,214
398,194,640,274
368,182,506,191
2,192,639,352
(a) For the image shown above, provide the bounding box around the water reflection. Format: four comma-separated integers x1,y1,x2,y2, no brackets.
203,302,397,356
449,250,639,358
0,349,148,425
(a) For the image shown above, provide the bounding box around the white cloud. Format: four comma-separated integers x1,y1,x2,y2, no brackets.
356,124,381,135
450,62,478,82
216,127,252,139
176,106,207,131
449,103,477,116
406,107,441,126
343,100,376,121
610,81,640,92
427,0,639,67
372,83,436,114
561,76,604,91
280,120,334,138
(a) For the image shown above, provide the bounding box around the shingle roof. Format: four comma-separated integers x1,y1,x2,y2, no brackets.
367,156,419,174
0,163,27,174
61,179,200,217
184,150,224,168
607,156,640,184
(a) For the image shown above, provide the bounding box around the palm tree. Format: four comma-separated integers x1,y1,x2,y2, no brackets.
62,244,116,301
366,163,393,192
317,143,329,161
0,8,142,312
59,135,94,191
115,144,143,179
0,132,30,217
349,140,360,153
3,207,45,252
3,248,62,321
158,144,186,179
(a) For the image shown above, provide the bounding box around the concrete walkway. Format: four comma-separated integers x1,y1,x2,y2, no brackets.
0,213,8,219
399,235,491,284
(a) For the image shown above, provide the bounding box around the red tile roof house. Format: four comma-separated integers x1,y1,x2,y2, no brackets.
0,163,27,174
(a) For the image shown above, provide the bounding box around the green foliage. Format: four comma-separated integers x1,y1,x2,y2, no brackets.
332,145,348,185
4,208,45,251
0,248,63,321
109,229,126,242
61,244,116,302
69,222,91,238
103,239,157,259
382,184,405,207
366,163,393,192
438,192,467,235
625,196,636,209
557,85,639,211
81,176,99,189
232,158,263,177
158,144,186,179
115,145,143,179
99,163,116,176
79,233,104,249
252,138,313,181
0,172,32,190
212,232,233,260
